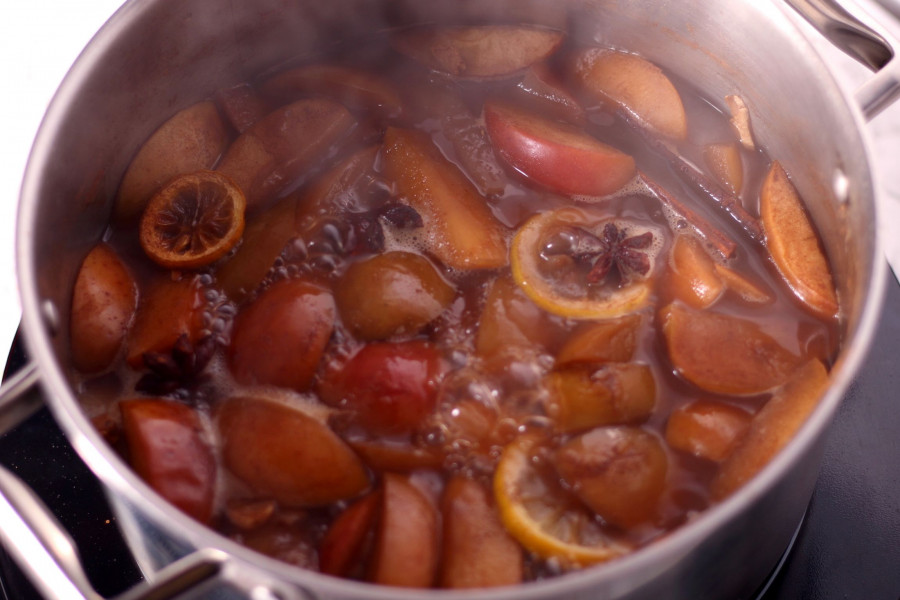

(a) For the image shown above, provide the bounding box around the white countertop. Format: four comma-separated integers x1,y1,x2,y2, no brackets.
1,0,898,375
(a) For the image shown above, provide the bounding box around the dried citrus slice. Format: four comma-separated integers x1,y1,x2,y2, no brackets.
494,435,631,566
140,170,246,269
510,208,662,319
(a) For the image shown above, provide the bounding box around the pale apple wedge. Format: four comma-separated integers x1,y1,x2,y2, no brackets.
664,234,725,309
115,101,229,223
760,162,839,320
484,98,635,197
260,64,404,119
382,127,509,270
391,25,564,79
218,396,370,506
660,302,802,396
572,48,687,141
217,98,355,209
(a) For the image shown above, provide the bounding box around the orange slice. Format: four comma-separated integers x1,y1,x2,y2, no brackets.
140,170,246,269
494,435,631,566
510,208,661,319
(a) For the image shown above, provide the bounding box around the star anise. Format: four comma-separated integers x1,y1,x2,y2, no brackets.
135,333,217,396
544,223,654,285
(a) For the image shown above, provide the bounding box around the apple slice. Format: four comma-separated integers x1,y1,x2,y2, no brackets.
551,426,668,529
319,492,380,578
115,101,229,223
703,142,743,195
555,313,642,367
484,98,635,197
229,279,335,392
382,127,508,270
70,244,138,372
369,473,439,587
665,400,752,463
664,234,725,309
218,396,370,506
712,359,829,499
515,62,586,124
214,83,269,133
571,48,687,141
217,98,355,209
660,302,802,396
215,194,300,304
120,399,216,523
391,25,564,79
125,277,205,368
260,64,403,119
476,275,562,360
335,251,455,341
546,363,656,433
440,476,523,588
760,161,838,320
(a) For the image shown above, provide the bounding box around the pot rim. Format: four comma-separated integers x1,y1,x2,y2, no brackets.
13,0,889,597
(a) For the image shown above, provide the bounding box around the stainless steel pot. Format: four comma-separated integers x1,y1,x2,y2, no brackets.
0,0,896,598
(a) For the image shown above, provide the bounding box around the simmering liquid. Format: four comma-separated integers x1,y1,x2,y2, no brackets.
68,24,839,588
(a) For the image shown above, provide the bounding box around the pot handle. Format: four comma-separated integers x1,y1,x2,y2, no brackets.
0,365,309,600
786,0,900,120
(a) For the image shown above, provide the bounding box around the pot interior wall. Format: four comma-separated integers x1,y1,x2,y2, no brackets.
16,0,881,598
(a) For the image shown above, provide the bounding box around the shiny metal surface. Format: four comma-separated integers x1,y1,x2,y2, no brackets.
0,0,892,598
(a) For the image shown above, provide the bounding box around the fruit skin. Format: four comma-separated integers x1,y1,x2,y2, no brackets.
552,426,668,529
319,491,380,578
712,359,829,499
665,234,725,309
217,98,355,209
476,275,562,359
368,473,439,587
660,302,802,396
484,98,635,197
555,313,642,367
116,101,229,223
70,244,138,372
125,277,205,368
547,363,656,433
665,400,752,463
217,396,370,506
439,476,523,588
391,25,564,79
318,340,444,435
120,399,216,523
335,251,455,341
382,126,508,270
572,48,687,141
759,161,838,320
229,279,335,392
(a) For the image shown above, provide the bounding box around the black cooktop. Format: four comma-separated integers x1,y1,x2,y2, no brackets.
1,272,899,600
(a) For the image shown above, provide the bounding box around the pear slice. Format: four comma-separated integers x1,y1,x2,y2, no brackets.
660,302,802,396
572,48,687,141
391,25,564,79
712,359,829,499
760,162,838,320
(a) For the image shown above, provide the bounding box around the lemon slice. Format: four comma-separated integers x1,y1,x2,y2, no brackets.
510,208,660,319
494,436,631,566
140,170,246,269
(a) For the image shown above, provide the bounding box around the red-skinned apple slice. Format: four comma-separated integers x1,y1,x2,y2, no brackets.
484,98,635,197
391,25,564,79
572,48,688,141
